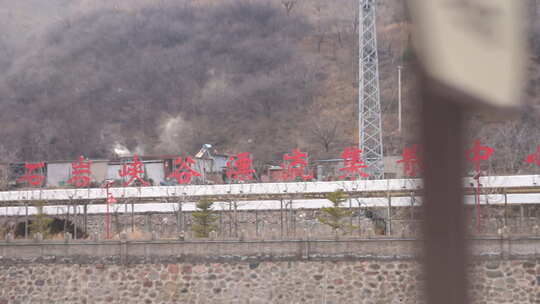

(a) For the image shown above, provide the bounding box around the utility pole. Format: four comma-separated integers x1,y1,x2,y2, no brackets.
104,180,116,239
359,0,384,179
398,65,402,133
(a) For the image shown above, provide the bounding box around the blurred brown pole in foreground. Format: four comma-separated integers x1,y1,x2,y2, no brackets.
421,81,468,304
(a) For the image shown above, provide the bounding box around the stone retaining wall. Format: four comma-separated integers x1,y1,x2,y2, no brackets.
1,259,537,304
0,238,538,303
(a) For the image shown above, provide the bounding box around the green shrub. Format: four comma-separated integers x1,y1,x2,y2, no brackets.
317,190,356,237
192,199,218,238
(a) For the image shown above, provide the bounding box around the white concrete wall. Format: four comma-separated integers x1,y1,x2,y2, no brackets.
46,163,71,187
145,162,164,185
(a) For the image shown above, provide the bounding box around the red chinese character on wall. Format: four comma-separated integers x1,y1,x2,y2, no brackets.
167,156,201,184
281,148,314,181
339,146,369,179
397,145,421,177
67,156,92,187
118,155,149,186
18,162,45,186
466,139,493,173
526,146,540,166
226,152,255,182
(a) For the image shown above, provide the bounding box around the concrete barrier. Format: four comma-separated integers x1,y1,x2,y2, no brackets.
0,237,537,264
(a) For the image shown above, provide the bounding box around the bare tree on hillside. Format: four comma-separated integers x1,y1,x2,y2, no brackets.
281,0,297,16
309,117,341,153
466,109,540,175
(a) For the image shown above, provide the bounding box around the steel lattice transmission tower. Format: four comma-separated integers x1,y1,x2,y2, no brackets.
358,0,384,179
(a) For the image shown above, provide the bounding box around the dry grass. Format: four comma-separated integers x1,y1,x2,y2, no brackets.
50,233,65,240
125,228,151,240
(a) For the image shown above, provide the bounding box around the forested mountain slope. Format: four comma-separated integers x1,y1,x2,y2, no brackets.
0,0,538,174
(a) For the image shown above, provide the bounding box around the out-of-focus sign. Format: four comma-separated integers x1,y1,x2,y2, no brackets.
407,0,526,108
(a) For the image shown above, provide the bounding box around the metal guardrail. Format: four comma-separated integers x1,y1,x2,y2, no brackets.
0,175,538,206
